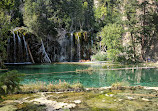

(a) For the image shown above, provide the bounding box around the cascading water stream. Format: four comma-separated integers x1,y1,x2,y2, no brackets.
40,39,51,63
64,37,67,60
91,36,93,47
53,47,56,61
17,31,23,61
23,35,29,61
77,34,81,61
13,31,16,62
70,32,73,62
7,38,10,62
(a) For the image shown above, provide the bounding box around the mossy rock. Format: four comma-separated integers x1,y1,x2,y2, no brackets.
0,105,17,111
16,103,46,111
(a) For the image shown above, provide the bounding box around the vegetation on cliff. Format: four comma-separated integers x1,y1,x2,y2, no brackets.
0,0,158,65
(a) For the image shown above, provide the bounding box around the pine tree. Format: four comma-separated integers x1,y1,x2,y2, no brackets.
124,0,140,62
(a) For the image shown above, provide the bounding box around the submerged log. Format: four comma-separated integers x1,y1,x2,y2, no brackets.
0,69,8,71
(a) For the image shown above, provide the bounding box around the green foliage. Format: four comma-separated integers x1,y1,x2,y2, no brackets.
138,0,158,60
0,0,157,64
111,81,130,90
24,0,94,35
20,81,84,93
0,0,15,10
24,0,57,38
94,0,122,31
0,70,23,98
124,0,140,62
0,10,10,66
106,49,120,62
98,23,123,62
100,23,123,49
74,32,82,43
91,51,107,61
0,0,19,66
94,5,107,21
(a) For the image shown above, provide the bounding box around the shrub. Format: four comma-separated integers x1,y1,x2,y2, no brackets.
111,81,129,90
71,82,84,90
106,49,120,62
0,70,23,99
91,51,107,61
20,80,84,93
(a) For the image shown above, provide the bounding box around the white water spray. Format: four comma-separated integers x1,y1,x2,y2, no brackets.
23,35,29,61
77,34,81,61
40,39,51,63
70,32,73,62
13,31,16,62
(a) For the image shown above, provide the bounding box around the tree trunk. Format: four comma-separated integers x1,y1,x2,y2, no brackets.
131,33,136,62
27,42,35,63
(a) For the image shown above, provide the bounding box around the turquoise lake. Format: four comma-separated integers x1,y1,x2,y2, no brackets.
3,64,158,88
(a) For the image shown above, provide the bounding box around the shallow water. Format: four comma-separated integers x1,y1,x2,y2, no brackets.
3,64,158,88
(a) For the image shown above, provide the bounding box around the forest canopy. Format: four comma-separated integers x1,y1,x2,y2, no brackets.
0,0,158,65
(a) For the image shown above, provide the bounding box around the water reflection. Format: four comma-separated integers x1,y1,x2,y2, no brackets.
5,64,158,87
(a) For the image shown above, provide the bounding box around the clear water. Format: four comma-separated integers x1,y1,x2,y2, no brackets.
3,64,158,88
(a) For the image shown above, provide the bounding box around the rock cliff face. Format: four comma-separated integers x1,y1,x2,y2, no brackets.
122,0,158,61
5,0,158,63
6,28,93,63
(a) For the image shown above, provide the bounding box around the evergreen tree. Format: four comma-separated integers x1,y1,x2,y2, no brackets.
0,0,18,67
24,0,56,38
139,0,158,60
124,0,140,62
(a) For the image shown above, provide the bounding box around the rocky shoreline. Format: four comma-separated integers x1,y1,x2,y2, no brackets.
0,86,158,111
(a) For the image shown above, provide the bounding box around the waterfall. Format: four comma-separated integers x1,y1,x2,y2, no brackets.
53,47,56,61
13,31,16,62
7,38,10,62
91,36,93,47
65,42,67,59
17,32,23,61
40,39,51,63
77,34,81,61
70,32,73,62
64,35,67,60
23,35,29,61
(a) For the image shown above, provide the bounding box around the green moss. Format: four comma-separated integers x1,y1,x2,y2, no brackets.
74,32,82,44
83,31,88,41
16,102,46,111
48,92,86,103
20,81,84,93
1,88,158,111
0,105,17,111
91,107,117,111
2,94,33,100
102,63,124,69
